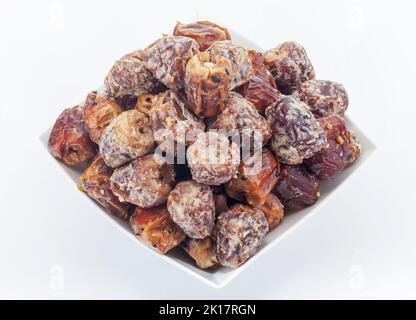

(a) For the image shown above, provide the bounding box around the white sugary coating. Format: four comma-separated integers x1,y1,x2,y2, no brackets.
209,92,272,144
186,132,240,185
146,36,200,89
104,50,160,99
215,204,268,268
110,154,175,208
266,96,327,165
207,40,253,89
298,80,349,118
167,180,215,239
99,110,155,168
150,91,205,151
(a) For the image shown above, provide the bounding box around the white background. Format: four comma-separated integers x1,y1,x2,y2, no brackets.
1,0,415,299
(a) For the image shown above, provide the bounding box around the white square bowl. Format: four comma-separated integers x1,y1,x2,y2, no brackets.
39,30,376,288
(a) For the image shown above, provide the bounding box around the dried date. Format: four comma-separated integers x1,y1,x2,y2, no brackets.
104,49,162,100
298,80,349,118
150,90,205,154
236,50,281,116
186,132,240,185
146,36,200,89
304,114,353,180
79,155,131,219
273,164,320,211
82,92,124,143
266,95,327,165
206,40,253,89
167,180,215,239
99,110,155,168
214,204,268,268
130,206,186,254
225,148,280,207
48,105,97,165
264,41,315,94
173,20,231,51
209,92,272,146
185,51,232,118
110,154,175,208
346,130,361,165
181,237,219,269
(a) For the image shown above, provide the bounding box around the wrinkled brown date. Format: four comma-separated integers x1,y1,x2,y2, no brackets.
185,51,232,118
186,132,240,185
304,114,354,180
236,50,281,116
207,40,253,89
167,180,215,239
99,110,155,168
225,148,280,208
214,204,268,268
264,41,315,94
266,95,327,165
104,49,162,100
79,155,131,219
273,164,320,211
257,193,284,230
110,154,175,208
130,206,186,254
297,80,349,118
150,90,205,154
209,92,272,146
181,237,219,269
134,93,155,117
146,36,200,89
82,92,124,144
48,105,97,165
173,21,231,51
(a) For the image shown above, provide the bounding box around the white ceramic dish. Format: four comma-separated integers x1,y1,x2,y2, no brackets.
39,30,376,288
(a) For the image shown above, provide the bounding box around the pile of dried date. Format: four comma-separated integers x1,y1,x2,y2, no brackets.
48,21,361,269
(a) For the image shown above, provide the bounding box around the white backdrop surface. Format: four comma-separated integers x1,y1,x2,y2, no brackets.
0,0,415,299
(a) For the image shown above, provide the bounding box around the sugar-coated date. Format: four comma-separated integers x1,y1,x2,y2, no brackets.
181,237,219,269
150,90,205,154
185,51,232,118
79,155,131,219
298,80,349,118
130,206,186,254
207,40,253,89
146,36,200,89
209,92,272,146
48,105,97,165
225,148,280,207
186,132,240,185
264,41,315,94
173,21,231,51
266,95,327,165
99,110,155,168
167,180,215,239
110,154,175,208
104,49,162,101
273,164,320,211
82,92,124,144
236,50,281,116
214,204,268,268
